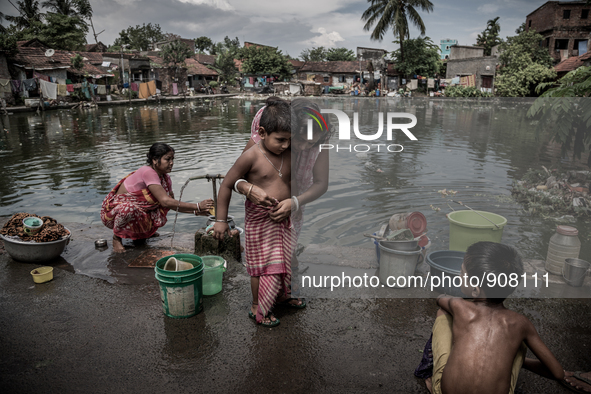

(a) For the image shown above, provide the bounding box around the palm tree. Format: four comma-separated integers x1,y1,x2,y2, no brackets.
42,0,92,19
5,0,44,30
361,0,434,62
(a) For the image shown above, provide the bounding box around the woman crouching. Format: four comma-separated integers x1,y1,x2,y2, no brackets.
101,143,213,253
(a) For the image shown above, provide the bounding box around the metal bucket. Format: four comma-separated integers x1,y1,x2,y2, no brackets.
377,244,422,288
563,258,590,287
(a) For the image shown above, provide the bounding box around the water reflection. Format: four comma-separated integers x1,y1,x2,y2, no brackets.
0,98,589,266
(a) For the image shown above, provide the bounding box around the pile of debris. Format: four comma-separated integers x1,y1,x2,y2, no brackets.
512,167,591,217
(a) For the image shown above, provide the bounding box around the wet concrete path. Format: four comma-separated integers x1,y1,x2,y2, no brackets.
1,225,590,393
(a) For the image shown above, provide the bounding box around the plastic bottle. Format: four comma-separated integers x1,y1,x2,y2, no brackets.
545,225,581,275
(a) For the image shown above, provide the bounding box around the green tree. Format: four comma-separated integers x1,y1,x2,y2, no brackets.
5,0,44,30
70,53,84,70
361,0,434,62
390,36,439,77
495,29,556,97
162,39,193,67
527,66,591,166
114,23,164,51
210,50,238,84
325,47,356,61
475,16,503,56
41,0,92,19
300,47,326,61
240,46,292,80
210,36,240,57
39,12,88,50
195,36,213,53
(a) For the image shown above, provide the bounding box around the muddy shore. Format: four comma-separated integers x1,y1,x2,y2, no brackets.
0,225,590,393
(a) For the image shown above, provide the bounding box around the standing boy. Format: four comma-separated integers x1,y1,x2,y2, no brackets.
213,99,298,327
427,242,564,394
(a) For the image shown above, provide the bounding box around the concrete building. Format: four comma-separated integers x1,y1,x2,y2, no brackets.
526,1,591,62
446,45,497,90
440,39,458,59
449,45,485,60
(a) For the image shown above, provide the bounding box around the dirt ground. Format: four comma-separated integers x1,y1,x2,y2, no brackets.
1,227,590,393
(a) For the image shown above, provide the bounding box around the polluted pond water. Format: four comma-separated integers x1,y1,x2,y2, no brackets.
0,98,590,288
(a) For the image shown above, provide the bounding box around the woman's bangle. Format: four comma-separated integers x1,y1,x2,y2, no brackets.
196,202,201,212
234,179,248,194
216,219,227,223
291,196,300,212
246,184,254,199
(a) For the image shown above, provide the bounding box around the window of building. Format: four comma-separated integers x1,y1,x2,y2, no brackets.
582,9,589,19
446,46,449,50
563,10,571,19
324,76,329,83
339,75,346,82
555,39,569,51
528,20,532,27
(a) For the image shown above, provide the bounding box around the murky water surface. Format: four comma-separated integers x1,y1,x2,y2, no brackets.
1,98,589,270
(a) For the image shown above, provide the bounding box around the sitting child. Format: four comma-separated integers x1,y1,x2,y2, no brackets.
213,99,299,327
426,241,564,394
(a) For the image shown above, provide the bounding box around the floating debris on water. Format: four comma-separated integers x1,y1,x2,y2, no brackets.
512,167,591,217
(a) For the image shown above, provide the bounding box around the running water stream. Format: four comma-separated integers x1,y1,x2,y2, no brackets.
170,177,192,250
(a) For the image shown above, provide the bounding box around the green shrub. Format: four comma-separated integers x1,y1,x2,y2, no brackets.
444,85,493,97
208,81,218,88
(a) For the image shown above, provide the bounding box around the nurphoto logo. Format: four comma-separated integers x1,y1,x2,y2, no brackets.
307,109,418,153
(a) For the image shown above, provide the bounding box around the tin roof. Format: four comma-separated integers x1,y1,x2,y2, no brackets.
12,47,112,77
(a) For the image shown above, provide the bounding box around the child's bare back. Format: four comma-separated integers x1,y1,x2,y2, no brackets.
427,242,564,394
439,298,536,394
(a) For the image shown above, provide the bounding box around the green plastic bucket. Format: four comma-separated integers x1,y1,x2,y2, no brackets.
154,254,203,318
202,256,226,296
448,210,507,252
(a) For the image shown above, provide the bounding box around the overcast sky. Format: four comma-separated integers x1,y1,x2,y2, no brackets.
1,0,548,57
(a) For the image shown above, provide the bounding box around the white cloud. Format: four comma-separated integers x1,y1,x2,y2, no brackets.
477,4,500,13
304,27,345,47
177,0,233,11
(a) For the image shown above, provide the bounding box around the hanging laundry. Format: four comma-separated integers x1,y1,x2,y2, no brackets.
249,77,254,84
39,79,58,99
81,81,91,99
97,85,107,95
57,78,66,85
409,79,418,90
66,79,73,84
123,82,129,88
147,80,157,96
138,82,149,99
66,84,74,92
23,79,38,91
34,72,49,82
427,78,435,88
57,84,67,96
130,82,139,92
10,80,21,93
73,83,82,89
451,77,460,85
0,79,11,94
172,83,178,95
467,75,476,87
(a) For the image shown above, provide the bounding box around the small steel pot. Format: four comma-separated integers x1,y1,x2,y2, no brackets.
95,239,107,248
206,215,236,229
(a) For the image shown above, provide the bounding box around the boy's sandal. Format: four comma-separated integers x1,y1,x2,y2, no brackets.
248,304,280,327
279,297,306,309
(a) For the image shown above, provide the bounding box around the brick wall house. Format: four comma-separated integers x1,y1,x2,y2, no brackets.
526,1,591,62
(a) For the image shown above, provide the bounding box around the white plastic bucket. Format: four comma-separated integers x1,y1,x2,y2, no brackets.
378,244,422,287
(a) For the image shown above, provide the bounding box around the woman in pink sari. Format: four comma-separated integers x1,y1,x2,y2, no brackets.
101,143,213,253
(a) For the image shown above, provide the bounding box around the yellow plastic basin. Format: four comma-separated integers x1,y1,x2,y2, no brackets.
30,266,54,283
